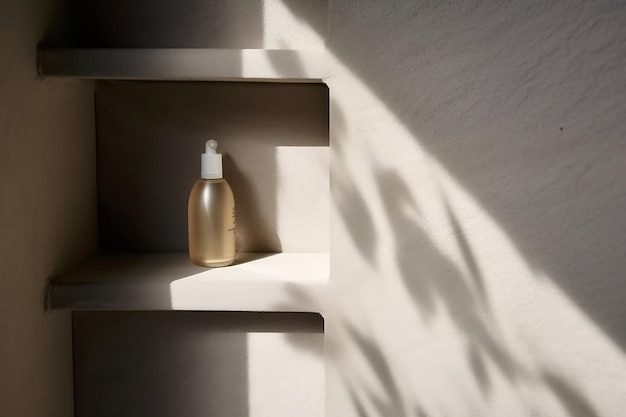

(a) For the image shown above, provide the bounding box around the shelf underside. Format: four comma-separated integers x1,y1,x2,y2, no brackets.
48,252,328,312
38,48,330,82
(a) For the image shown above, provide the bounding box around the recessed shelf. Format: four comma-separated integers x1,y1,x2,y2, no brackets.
47,252,328,312
37,48,330,82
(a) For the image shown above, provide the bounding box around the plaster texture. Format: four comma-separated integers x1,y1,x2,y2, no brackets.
319,1,626,416
5,0,626,417
0,0,96,416
64,0,327,49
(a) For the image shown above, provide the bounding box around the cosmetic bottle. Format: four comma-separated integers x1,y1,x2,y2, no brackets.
188,140,236,267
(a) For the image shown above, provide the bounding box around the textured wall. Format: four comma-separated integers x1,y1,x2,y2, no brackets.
0,0,96,416
318,1,626,416
65,0,327,49
5,1,626,416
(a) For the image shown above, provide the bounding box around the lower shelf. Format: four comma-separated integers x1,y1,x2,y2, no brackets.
47,252,328,312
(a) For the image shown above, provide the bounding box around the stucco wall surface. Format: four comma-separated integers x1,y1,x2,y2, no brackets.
65,0,327,49
3,1,626,417
317,1,626,417
0,0,96,416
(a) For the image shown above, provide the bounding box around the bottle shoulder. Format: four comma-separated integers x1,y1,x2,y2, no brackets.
190,178,234,199
196,178,227,184
192,178,233,189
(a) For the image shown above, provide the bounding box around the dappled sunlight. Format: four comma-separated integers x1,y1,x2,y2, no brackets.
328,69,626,415
269,1,626,415
26,1,625,416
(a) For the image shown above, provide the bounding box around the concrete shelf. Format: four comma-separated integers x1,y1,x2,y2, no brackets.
37,48,330,82
47,252,328,312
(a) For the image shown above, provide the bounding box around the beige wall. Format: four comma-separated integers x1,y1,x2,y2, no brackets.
323,1,626,416
0,0,96,415
3,1,626,416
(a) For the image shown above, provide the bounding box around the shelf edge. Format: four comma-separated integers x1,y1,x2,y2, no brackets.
46,252,328,313
38,48,331,83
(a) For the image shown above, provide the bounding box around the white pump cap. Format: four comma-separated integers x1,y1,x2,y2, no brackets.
201,139,223,179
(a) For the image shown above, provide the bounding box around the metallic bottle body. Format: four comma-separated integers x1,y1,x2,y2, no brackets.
188,178,236,267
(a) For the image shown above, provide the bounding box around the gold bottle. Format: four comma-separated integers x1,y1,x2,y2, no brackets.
188,140,235,267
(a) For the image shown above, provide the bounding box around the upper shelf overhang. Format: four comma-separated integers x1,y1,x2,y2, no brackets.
37,48,331,82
